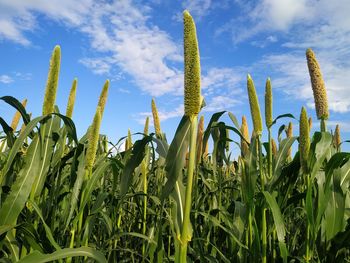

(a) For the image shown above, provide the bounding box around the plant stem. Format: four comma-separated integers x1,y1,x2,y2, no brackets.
320,119,326,132
141,149,149,263
179,116,198,263
267,128,273,180
258,136,267,263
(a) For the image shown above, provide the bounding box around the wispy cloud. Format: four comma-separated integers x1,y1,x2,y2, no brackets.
79,57,112,75
251,35,278,48
0,1,184,96
216,0,350,114
0,74,13,84
0,0,249,124
0,0,92,45
202,67,244,96
203,95,243,112
118,88,131,94
173,0,212,21
174,0,230,22
217,0,311,44
135,104,184,125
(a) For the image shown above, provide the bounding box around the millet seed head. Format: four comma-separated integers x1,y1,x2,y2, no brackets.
97,79,109,118
183,10,201,117
247,74,263,135
11,99,28,131
66,78,77,119
85,106,102,172
286,122,293,138
241,115,250,157
306,48,329,120
151,98,162,137
265,78,273,128
334,124,341,148
271,138,277,156
42,45,61,115
299,107,310,173
144,117,149,136
125,129,133,151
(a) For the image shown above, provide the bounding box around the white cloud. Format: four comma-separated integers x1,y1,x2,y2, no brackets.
203,95,242,112
136,104,184,125
72,1,184,96
179,0,212,20
0,0,92,45
0,74,13,84
215,0,350,113
14,72,32,81
218,0,350,45
251,35,278,48
257,0,309,30
79,57,112,75
0,0,248,103
201,67,244,99
174,0,231,22
118,88,131,94
0,0,185,96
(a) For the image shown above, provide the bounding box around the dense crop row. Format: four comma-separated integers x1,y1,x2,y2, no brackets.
1,10,349,263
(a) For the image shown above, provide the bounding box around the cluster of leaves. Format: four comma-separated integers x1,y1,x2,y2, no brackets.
0,92,349,262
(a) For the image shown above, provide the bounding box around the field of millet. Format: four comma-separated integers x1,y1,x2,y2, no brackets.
0,10,349,263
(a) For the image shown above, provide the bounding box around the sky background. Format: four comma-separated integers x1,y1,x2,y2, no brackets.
0,0,349,153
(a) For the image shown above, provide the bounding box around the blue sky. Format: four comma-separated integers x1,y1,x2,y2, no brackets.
0,0,349,153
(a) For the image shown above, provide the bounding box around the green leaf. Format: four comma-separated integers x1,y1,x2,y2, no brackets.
65,145,87,228
197,211,247,249
0,135,41,225
120,135,153,196
228,112,240,130
17,247,107,263
0,225,14,236
0,96,31,124
161,115,191,200
152,136,169,158
117,232,157,245
31,115,62,198
270,113,295,127
76,161,111,219
262,191,288,262
53,113,78,144
0,117,15,147
310,132,332,181
27,200,61,250
1,116,46,177
269,137,296,187
242,136,257,206
202,111,226,154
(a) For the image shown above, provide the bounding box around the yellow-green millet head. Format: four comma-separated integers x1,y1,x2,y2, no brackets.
265,78,273,128
247,74,263,135
183,10,201,117
299,107,310,173
42,45,61,115
306,48,329,120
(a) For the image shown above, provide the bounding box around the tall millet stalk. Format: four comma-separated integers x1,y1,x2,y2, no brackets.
178,10,201,263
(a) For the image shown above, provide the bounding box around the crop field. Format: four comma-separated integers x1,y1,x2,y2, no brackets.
0,10,349,263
